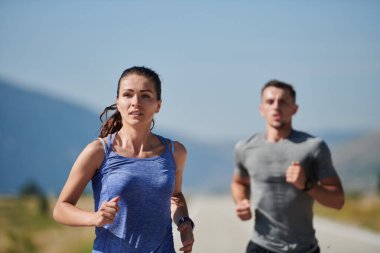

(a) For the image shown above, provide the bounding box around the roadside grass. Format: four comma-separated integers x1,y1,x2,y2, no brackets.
314,193,380,232
0,197,58,253
74,243,94,253
0,196,94,253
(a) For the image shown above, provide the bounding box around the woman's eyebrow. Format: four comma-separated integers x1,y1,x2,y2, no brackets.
140,89,154,93
120,88,153,93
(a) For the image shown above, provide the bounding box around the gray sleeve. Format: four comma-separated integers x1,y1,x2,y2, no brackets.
313,139,338,180
234,141,250,177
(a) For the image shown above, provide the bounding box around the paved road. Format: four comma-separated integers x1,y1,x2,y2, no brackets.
173,195,380,253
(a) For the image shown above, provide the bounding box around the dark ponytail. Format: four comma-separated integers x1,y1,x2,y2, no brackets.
99,104,122,138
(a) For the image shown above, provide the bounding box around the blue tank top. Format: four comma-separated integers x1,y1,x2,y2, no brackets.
91,132,177,253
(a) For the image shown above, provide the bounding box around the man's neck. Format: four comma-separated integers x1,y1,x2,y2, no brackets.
265,126,293,143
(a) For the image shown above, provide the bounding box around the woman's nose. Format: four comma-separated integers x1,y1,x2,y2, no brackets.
131,95,140,106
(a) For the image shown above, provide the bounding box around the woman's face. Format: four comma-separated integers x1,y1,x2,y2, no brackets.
116,74,161,128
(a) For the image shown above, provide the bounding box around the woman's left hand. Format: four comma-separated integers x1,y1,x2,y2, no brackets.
177,222,194,253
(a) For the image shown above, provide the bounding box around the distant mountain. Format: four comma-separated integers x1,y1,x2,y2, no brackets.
331,131,380,193
177,136,235,194
0,79,99,194
314,129,367,147
1,79,378,196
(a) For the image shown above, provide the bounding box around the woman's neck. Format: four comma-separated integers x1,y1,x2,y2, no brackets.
117,125,153,154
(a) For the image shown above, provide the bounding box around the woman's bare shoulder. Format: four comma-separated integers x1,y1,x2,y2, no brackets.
77,138,106,167
173,140,187,155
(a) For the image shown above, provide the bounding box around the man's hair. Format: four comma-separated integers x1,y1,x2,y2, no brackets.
261,80,296,101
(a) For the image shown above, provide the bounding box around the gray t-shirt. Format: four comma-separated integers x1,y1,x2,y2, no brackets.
234,130,338,253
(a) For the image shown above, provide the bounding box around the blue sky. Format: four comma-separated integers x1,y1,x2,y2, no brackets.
1,0,379,141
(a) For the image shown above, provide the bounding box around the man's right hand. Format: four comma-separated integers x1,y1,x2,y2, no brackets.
235,199,252,221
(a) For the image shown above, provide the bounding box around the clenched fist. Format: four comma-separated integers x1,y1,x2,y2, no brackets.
285,161,306,190
235,199,252,221
92,196,121,227
177,222,194,253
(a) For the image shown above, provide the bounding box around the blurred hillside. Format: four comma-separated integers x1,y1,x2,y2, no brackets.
0,79,99,194
332,131,380,193
0,79,379,195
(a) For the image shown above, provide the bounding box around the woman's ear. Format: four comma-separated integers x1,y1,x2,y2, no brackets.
156,100,162,113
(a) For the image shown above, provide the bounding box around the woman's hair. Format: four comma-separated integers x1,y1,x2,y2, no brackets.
99,66,162,138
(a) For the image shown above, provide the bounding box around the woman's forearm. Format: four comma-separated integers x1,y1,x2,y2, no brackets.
171,192,189,225
53,202,95,227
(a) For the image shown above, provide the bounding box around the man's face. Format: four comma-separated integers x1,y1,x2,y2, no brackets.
259,86,298,129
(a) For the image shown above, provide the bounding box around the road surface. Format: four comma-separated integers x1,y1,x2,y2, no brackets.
173,195,380,253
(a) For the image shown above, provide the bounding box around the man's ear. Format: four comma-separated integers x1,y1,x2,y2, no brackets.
259,104,264,117
292,104,299,115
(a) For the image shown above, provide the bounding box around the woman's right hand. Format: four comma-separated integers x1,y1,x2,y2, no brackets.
92,196,121,227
